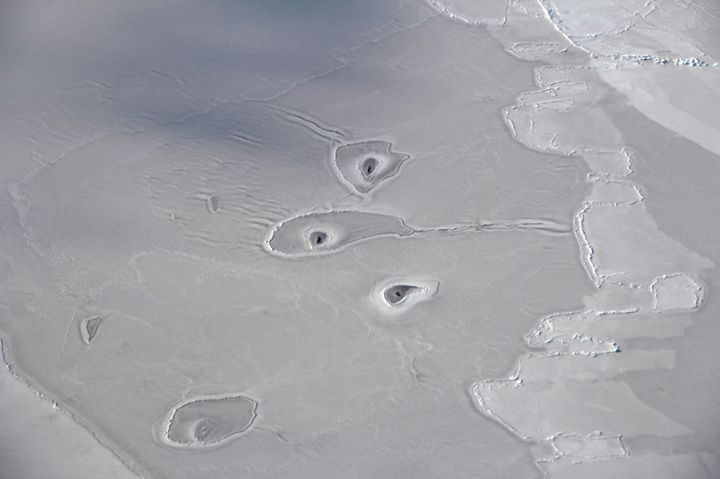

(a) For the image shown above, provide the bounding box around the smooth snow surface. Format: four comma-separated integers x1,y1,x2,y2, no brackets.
1,1,719,478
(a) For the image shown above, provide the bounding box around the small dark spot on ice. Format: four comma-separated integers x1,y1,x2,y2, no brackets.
361,157,379,179
309,231,328,247
384,285,419,305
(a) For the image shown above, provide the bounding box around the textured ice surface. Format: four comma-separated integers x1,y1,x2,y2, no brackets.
468,1,720,476
540,452,720,479
651,273,705,312
426,0,509,26
1,0,719,478
0,340,138,479
529,0,720,156
551,432,627,460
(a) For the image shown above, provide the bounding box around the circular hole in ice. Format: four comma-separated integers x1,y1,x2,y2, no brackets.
309,231,328,247
384,284,419,305
361,156,379,179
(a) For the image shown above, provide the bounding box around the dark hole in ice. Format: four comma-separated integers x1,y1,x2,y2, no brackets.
309,231,328,247
384,285,419,305
361,157,379,179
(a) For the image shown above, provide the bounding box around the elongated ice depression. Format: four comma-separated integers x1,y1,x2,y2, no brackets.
264,211,414,257
158,394,258,450
265,210,570,258
78,316,102,345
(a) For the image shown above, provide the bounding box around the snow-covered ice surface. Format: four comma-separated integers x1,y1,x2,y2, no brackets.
1,1,719,478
